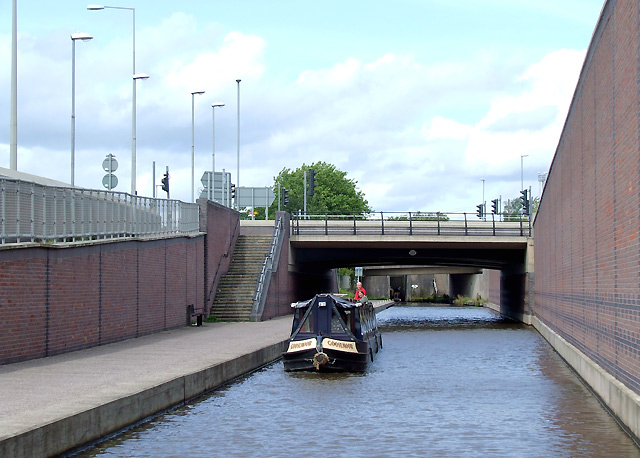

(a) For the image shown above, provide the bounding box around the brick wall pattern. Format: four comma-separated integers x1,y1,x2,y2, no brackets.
534,0,640,395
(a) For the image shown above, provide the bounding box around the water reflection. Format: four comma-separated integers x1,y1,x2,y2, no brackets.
74,305,640,458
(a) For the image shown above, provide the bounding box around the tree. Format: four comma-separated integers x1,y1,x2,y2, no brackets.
502,195,540,221
270,161,371,216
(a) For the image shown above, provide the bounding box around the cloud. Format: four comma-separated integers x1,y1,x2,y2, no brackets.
0,5,586,213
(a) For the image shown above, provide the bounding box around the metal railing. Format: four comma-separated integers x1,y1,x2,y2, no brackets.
291,211,531,237
0,178,200,244
251,215,285,321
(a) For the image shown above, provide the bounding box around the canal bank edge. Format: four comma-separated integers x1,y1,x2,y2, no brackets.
0,340,288,458
533,316,640,442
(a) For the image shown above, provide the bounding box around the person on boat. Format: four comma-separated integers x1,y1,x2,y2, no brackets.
354,282,367,302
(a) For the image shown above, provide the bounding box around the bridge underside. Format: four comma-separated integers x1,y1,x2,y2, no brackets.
289,236,530,322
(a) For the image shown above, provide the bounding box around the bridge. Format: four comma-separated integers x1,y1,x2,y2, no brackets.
285,212,532,320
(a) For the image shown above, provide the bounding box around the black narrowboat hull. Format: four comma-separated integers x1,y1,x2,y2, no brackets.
283,293,382,373
283,334,382,372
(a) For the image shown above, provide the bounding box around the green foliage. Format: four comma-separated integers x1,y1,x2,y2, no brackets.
270,161,371,216
453,294,488,307
337,267,354,277
387,211,450,221
502,195,540,222
411,293,451,303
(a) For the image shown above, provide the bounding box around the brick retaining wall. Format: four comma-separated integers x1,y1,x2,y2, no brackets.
534,0,640,395
0,200,244,365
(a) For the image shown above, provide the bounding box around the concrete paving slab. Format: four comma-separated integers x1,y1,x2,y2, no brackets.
0,317,292,458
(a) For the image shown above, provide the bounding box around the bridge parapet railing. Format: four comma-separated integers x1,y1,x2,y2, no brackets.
0,177,200,245
291,211,531,237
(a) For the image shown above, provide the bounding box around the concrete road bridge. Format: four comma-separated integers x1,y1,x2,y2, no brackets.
286,212,533,322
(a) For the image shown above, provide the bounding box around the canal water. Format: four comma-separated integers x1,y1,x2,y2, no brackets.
74,306,640,458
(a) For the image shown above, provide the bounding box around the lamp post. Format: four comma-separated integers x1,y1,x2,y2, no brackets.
521,154,528,191
132,72,149,195
87,4,140,195
481,178,485,220
71,32,93,187
236,79,241,209
210,102,225,201
9,0,17,170
191,91,205,202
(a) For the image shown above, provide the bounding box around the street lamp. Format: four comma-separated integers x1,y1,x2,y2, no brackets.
132,73,149,195
481,178,485,220
211,102,225,201
521,154,528,191
191,90,205,202
10,0,17,170
87,4,139,195
236,79,241,209
70,32,93,187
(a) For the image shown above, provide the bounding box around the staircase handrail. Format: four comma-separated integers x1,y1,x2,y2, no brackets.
250,215,284,321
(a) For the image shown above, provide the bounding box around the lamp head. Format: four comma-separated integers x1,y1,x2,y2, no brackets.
212,103,225,108
191,91,205,95
133,73,150,80
71,32,93,41
87,5,105,10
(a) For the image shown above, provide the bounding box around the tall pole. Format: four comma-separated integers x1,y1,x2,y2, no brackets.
9,0,17,170
211,103,224,201
191,91,205,202
70,33,93,187
236,79,241,209
521,154,528,190
71,39,76,186
130,8,136,195
481,178,485,220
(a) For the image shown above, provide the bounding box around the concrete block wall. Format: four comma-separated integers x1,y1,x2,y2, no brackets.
534,0,640,395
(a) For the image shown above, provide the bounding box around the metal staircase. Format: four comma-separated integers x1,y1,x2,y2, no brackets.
209,234,272,321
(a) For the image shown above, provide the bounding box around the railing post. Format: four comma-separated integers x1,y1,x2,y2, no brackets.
520,218,523,236
464,212,468,236
381,211,384,235
325,213,328,235
353,213,357,235
30,184,35,242
492,212,496,236
409,211,413,235
437,212,441,235
42,187,47,240
1,181,5,244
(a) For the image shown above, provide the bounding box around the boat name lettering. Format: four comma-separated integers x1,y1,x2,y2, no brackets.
323,338,358,353
287,338,316,353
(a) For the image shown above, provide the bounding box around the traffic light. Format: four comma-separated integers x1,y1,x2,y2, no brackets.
282,188,289,207
231,183,236,199
520,189,529,215
308,169,317,196
161,172,169,193
491,199,499,214
476,204,483,219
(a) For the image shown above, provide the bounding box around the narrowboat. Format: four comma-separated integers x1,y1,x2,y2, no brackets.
283,293,382,372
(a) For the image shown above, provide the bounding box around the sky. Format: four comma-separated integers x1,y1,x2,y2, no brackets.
0,0,605,212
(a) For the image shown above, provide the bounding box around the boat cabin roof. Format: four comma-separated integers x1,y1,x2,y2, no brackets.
290,293,366,309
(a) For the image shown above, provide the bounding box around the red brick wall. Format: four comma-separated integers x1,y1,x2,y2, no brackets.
534,0,640,394
0,235,206,365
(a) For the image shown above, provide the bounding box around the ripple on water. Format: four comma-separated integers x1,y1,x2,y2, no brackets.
73,306,640,458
